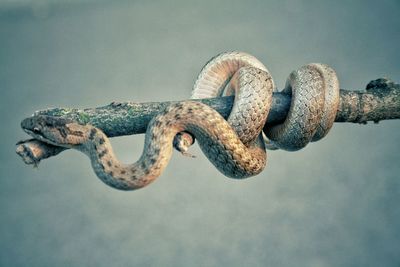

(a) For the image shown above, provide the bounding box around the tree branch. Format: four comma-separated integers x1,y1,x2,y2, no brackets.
16,78,400,165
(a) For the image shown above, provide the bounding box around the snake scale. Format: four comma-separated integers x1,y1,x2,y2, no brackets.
21,52,340,190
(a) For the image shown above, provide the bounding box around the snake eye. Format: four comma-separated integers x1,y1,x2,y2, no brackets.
33,127,40,133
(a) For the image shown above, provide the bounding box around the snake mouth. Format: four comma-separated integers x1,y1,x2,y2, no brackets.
22,127,47,143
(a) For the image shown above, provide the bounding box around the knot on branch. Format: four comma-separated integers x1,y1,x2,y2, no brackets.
366,78,396,92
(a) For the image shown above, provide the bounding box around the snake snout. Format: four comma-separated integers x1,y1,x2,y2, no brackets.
22,116,73,130
21,117,38,132
21,115,76,142
21,117,47,140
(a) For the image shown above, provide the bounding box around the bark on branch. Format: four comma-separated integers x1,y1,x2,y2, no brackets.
16,78,400,165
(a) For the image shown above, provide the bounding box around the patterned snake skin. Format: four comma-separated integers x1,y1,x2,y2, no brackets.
21,52,340,190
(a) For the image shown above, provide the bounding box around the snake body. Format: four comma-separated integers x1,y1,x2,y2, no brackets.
21,52,340,190
173,52,273,153
22,103,267,190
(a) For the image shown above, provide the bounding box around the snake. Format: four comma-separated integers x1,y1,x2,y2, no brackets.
21,52,340,191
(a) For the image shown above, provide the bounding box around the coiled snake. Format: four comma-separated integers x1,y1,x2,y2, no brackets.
21,52,340,190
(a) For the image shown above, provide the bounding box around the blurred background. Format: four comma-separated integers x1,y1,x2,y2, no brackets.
1,0,399,266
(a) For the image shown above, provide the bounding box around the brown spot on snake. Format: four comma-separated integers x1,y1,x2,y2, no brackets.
98,149,107,158
89,128,97,140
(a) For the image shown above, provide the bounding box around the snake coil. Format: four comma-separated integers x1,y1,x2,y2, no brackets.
21,52,340,190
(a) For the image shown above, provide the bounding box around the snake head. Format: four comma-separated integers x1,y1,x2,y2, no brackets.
21,115,89,147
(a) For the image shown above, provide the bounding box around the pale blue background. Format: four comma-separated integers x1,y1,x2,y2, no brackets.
1,1,399,266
